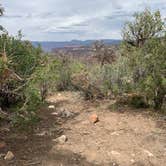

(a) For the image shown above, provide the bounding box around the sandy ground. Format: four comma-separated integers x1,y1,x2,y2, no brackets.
0,91,166,166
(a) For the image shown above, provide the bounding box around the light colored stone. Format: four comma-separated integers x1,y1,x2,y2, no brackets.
51,112,58,116
143,149,154,157
4,151,14,160
48,105,55,109
36,131,47,136
57,93,61,96
111,151,121,156
131,153,136,157
53,135,68,144
111,131,120,136
130,159,135,163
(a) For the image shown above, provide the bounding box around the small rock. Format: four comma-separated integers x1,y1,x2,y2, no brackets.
0,142,6,150
111,151,121,156
53,135,67,144
89,114,99,123
112,163,118,166
130,159,135,163
4,151,15,160
131,153,136,157
48,105,55,109
143,149,154,157
58,108,74,118
58,93,61,96
51,112,58,116
36,131,47,136
111,131,120,136
62,110,73,118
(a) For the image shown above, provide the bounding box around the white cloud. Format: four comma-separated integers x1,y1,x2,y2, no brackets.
0,0,166,41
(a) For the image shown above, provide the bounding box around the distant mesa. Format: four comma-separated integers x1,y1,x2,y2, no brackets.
32,39,121,52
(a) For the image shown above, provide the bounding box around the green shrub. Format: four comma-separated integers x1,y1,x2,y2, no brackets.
121,9,166,110
130,95,148,108
56,66,72,91
0,32,46,125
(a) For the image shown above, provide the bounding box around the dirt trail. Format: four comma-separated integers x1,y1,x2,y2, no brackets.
0,91,166,166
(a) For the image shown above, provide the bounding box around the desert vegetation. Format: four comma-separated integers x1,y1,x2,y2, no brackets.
0,5,166,166
0,8,165,126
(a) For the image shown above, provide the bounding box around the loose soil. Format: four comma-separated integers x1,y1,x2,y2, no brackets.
0,91,166,166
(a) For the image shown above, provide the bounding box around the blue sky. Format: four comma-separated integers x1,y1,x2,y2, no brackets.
0,0,166,41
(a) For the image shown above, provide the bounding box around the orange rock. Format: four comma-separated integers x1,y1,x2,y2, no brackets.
0,141,6,149
89,114,99,123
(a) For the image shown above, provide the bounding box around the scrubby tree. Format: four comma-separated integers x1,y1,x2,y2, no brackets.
141,36,166,109
0,33,42,106
0,4,58,125
92,41,115,67
122,9,166,110
123,9,164,47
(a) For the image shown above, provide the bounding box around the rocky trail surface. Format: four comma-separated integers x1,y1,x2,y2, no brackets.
0,91,166,166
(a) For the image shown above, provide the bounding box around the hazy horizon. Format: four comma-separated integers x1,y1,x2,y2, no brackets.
1,0,166,41
30,39,122,42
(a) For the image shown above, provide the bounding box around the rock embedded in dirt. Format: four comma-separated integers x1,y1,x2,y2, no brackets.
58,108,74,118
48,105,55,109
111,151,121,156
62,110,74,118
112,163,119,166
0,142,6,150
36,131,48,136
51,111,58,116
53,135,68,144
89,114,99,123
111,131,120,136
143,149,154,157
57,93,61,96
4,151,15,160
130,159,135,163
